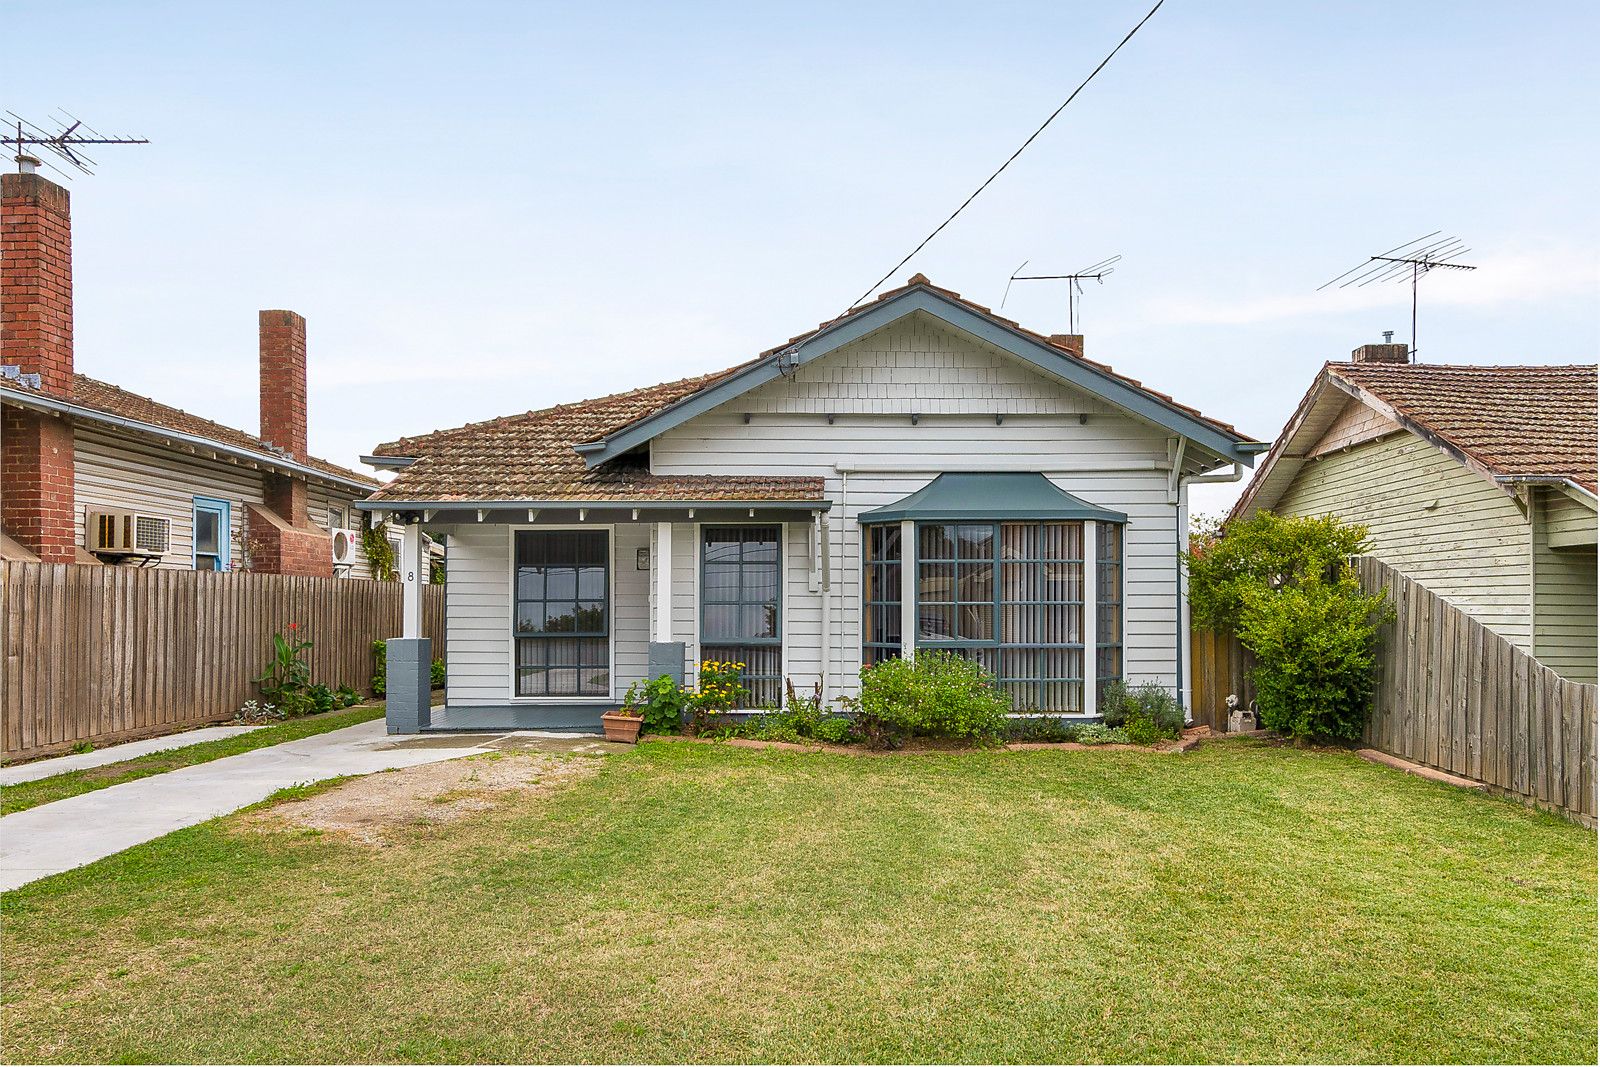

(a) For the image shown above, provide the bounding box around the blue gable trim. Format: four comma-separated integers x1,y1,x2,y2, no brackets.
576,285,1261,469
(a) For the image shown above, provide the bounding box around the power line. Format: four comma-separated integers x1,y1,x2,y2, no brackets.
785,0,1166,366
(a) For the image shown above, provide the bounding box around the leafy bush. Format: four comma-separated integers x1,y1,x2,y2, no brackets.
1072,722,1131,745
687,660,747,735
1101,680,1184,742
1005,716,1081,743
235,699,285,725
257,624,312,707
622,674,690,735
431,658,446,689
334,684,361,708
1187,511,1391,742
307,683,336,713
737,684,853,745
371,639,387,697
843,651,1010,749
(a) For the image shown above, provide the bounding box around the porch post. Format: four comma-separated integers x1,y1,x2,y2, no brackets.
1083,520,1098,718
401,519,425,640
899,518,916,661
387,515,432,734
654,521,673,642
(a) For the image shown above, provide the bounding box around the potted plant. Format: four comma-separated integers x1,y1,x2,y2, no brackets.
600,706,644,743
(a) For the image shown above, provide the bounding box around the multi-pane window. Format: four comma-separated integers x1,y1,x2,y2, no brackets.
701,525,781,707
862,519,1122,714
514,530,609,697
1096,522,1124,698
863,525,903,664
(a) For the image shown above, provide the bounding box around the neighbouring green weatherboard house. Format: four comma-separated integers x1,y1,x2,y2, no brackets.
1234,343,1598,683
361,276,1264,733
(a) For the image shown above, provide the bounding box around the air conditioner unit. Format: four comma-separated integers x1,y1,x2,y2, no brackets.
86,510,170,557
331,528,360,566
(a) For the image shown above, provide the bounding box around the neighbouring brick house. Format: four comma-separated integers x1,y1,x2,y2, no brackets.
0,164,433,579
1232,343,1598,682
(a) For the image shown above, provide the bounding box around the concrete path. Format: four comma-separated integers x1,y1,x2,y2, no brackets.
0,725,267,785
0,720,561,891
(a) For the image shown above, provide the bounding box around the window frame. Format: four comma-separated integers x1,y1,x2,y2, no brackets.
860,518,1125,714
697,523,784,708
192,496,230,572
508,525,615,703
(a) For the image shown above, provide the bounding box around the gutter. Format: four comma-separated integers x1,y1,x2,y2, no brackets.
354,497,832,512
1493,475,1598,508
2,385,379,496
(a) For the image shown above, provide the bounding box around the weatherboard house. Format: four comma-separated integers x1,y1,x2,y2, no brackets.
367,277,1263,732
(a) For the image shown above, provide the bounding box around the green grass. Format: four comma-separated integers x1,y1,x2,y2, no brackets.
0,706,384,815
1,739,1594,1063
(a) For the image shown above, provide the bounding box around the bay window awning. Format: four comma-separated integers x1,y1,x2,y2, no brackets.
857,472,1126,525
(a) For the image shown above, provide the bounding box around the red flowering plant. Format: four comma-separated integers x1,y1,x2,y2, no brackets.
256,623,315,716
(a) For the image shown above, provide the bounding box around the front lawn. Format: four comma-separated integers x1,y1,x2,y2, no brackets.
0,706,385,816
1,739,1593,1063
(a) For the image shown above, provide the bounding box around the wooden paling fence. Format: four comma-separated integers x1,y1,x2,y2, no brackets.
1,561,443,761
1191,556,1598,824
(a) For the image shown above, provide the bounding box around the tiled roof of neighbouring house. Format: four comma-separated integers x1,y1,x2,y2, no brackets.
4,373,379,489
1332,362,1598,492
368,275,1257,503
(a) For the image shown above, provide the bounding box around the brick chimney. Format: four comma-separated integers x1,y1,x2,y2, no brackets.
1352,342,1410,364
1050,334,1085,359
1,167,77,563
248,309,331,576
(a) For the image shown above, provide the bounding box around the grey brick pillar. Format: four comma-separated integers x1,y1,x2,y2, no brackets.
385,637,432,734
647,641,686,685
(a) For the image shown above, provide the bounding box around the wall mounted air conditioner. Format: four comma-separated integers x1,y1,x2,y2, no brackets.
86,509,170,558
331,528,360,566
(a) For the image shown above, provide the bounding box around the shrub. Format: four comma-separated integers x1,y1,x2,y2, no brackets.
1073,722,1131,745
1187,511,1391,743
334,684,361,708
1006,716,1082,743
737,683,853,744
307,683,336,713
371,640,387,697
843,651,1010,749
1100,680,1184,743
257,624,312,707
687,660,746,735
431,658,446,689
235,699,285,725
622,674,690,735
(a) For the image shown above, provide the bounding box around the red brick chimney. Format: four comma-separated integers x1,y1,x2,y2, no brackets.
248,309,331,576
1352,342,1410,364
1049,334,1085,359
1,167,77,563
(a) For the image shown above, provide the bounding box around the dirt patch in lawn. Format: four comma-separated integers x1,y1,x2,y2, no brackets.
244,753,602,845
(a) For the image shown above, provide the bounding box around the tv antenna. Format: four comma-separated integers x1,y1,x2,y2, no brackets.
1318,232,1476,362
3,111,149,178
1001,255,1121,334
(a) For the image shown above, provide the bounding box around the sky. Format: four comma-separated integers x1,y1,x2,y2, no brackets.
8,0,1597,518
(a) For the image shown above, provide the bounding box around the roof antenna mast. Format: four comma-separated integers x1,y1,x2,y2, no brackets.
1318,233,1477,362
3,110,149,178
1001,255,1122,334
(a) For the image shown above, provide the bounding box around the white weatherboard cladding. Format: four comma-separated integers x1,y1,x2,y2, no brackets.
1273,431,1535,650
649,315,1183,699
442,523,647,705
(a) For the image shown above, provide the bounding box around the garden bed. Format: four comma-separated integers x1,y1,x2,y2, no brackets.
648,724,1212,756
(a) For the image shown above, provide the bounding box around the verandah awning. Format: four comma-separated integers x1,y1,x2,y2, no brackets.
857,472,1127,525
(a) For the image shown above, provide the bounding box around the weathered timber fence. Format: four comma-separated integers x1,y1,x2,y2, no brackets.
1,561,444,761
1190,555,1598,824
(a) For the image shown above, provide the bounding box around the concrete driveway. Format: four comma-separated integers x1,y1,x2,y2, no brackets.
0,720,565,891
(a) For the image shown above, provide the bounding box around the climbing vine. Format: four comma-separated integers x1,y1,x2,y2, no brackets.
361,526,397,581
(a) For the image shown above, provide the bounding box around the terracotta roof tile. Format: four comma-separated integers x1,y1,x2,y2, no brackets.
367,371,822,503
1332,362,1597,492
5,373,378,488
369,275,1255,503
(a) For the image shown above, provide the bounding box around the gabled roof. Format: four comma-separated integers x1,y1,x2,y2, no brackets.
572,275,1262,469
364,371,823,504
0,373,379,493
367,275,1262,506
1233,361,1598,521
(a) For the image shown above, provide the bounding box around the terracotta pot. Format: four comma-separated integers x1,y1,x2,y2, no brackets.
601,711,644,744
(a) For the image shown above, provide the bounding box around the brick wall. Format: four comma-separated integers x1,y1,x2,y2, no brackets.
1,173,74,396
259,310,307,459
245,502,332,578
1,406,76,563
